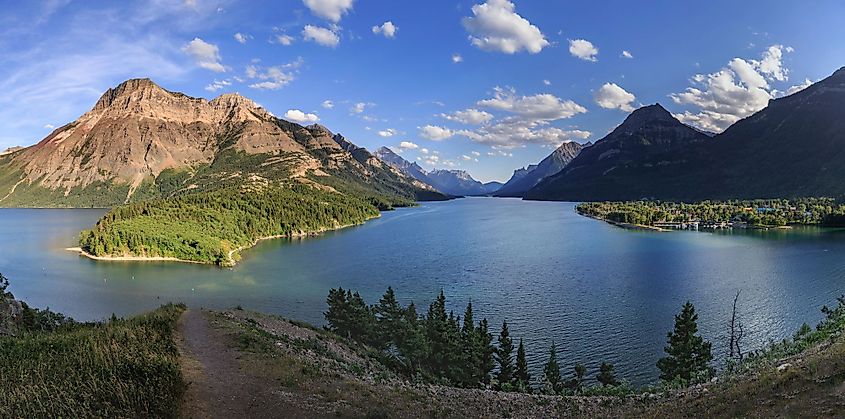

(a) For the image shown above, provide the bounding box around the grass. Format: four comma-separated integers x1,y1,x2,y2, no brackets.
0,304,186,417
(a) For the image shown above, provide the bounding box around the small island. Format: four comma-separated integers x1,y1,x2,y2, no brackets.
576,198,845,231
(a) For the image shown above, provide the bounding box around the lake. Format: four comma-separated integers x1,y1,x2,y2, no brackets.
2,198,845,385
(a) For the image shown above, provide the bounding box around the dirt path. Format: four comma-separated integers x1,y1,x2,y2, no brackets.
176,309,311,418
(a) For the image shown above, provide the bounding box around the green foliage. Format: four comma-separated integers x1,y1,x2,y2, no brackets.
542,342,562,394
515,338,531,392
80,183,381,265
577,197,845,227
657,301,714,384
596,362,620,387
0,304,185,417
495,320,514,388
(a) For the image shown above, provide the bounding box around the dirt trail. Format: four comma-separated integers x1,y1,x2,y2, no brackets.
176,309,311,418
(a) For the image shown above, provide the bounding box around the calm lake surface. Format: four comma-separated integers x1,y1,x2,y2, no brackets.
3,198,845,385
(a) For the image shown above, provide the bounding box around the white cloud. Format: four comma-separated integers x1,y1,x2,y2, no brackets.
284,109,320,123
569,39,598,62
182,37,225,72
204,79,231,92
477,86,587,121
670,45,794,133
594,82,636,112
621,50,633,59
321,100,334,109
350,102,372,113
440,108,493,125
471,151,481,156
461,154,473,161
372,21,397,38
462,0,549,54
543,79,551,86
233,32,250,44
303,0,353,22
43,124,55,130
273,34,294,46
419,125,454,141
457,123,590,148
377,128,397,137
784,78,813,96
302,25,340,48
399,141,418,150
452,53,463,63
246,59,302,90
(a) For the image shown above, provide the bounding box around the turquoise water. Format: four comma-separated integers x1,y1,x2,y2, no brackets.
2,198,845,385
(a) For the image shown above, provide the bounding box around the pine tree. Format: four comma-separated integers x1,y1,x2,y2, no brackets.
572,363,586,393
515,338,531,392
399,302,427,375
324,287,350,338
460,302,481,387
495,320,514,388
347,291,376,345
374,286,404,350
424,290,450,376
596,362,619,387
542,342,562,394
477,318,495,385
445,311,463,384
657,301,714,383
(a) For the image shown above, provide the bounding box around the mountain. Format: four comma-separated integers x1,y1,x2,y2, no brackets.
482,181,503,194
524,103,710,201
527,67,845,201
426,169,490,196
0,78,445,207
373,147,434,184
495,141,584,197
0,146,23,157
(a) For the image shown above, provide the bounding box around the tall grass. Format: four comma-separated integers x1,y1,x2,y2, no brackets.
0,304,185,417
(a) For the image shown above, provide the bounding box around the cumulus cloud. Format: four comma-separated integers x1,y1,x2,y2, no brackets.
204,79,231,92
621,50,633,59
594,82,636,112
569,39,598,62
246,59,302,90
783,78,813,96
377,128,397,137
233,33,250,44
670,44,794,132
321,100,334,109
452,54,463,63
440,108,493,125
372,21,397,38
182,37,225,72
477,86,587,121
284,109,319,123
543,79,551,86
350,102,372,113
462,0,549,54
273,34,294,46
399,141,418,150
303,0,353,22
457,123,590,148
302,25,340,47
419,125,454,141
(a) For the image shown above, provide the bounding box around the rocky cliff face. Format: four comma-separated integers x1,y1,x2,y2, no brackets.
495,141,583,197
0,78,442,206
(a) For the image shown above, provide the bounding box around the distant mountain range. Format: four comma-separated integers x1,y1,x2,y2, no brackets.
526,66,845,201
495,141,584,197
374,147,500,196
0,79,447,207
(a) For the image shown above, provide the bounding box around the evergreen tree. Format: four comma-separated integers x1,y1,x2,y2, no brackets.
374,286,404,349
424,290,450,376
657,301,714,383
515,338,531,392
399,302,427,375
477,318,495,385
347,290,376,345
542,342,562,394
324,287,350,338
495,320,514,388
572,363,586,393
460,302,481,387
445,311,463,384
596,362,619,387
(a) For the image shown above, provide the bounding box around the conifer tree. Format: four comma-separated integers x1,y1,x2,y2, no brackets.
477,318,495,385
657,301,714,383
542,341,562,394
572,363,586,393
515,338,531,392
445,311,463,383
596,362,619,387
374,286,403,349
495,320,515,388
424,290,450,376
324,287,351,338
347,290,376,344
461,302,481,387
399,302,427,374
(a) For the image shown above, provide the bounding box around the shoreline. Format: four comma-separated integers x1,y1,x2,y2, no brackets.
577,211,670,232
67,213,381,267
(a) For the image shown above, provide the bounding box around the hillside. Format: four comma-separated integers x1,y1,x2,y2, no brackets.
0,78,445,207
495,141,583,197
526,67,845,201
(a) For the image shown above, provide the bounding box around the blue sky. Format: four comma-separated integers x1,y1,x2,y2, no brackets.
1,1,844,182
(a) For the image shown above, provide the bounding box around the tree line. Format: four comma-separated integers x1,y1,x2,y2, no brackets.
325,287,714,393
